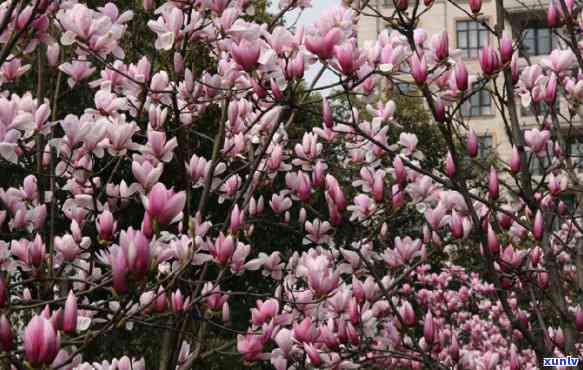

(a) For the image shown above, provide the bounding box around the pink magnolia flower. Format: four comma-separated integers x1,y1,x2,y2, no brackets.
423,311,435,344
147,6,185,50
399,301,416,326
499,33,513,63
111,248,129,294
1,56,31,82
96,210,117,242
269,26,297,54
548,1,560,27
11,234,45,267
533,210,544,241
348,194,376,221
106,119,139,155
208,232,236,265
144,183,186,225
399,133,418,156
487,223,500,254
144,130,178,162
410,54,427,85
383,237,424,267
286,53,305,79
231,39,261,71
431,31,448,61
54,234,81,261
270,193,292,214
305,28,342,60
251,299,280,326
293,317,320,343
0,277,5,308
524,128,550,155
0,315,12,351
469,0,481,13
229,204,245,232
202,283,229,311
132,159,163,191
171,289,191,312
467,130,478,157
118,228,151,279
286,171,312,201
62,291,78,333
24,315,60,366
58,60,95,88
510,145,521,172
304,256,339,296
445,151,455,177
455,62,469,91
576,306,583,331
334,41,360,75
237,333,266,362
479,46,501,76
543,49,576,74
489,167,499,200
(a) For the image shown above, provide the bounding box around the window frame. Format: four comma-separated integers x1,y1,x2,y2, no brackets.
456,19,489,59
461,83,492,117
477,134,494,160
520,19,557,57
565,135,583,171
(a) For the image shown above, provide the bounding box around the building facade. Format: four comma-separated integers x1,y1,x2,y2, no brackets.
357,0,581,169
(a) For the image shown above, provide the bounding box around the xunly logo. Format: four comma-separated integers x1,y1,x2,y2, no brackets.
543,356,580,367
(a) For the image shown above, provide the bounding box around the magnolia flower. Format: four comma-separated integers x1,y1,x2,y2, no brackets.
24,315,60,366
59,61,96,88
524,128,550,155
143,183,186,225
399,133,418,156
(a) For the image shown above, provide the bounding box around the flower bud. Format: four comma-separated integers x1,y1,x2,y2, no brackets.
431,31,448,61
423,311,434,344
480,46,501,76
455,62,469,91
533,210,544,241
500,33,513,64
24,315,60,365
62,291,77,333
445,151,455,177
548,1,559,27
323,98,334,128
0,315,13,351
399,301,416,326
487,224,499,254
576,306,583,331
395,0,408,11
489,167,499,200
469,0,481,13
434,97,445,122
410,54,427,85
467,130,478,157
0,277,6,308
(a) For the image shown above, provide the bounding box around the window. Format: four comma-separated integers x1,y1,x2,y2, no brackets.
521,100,560,117
456,20,489,58
522,22,556,56
478,135,494,160
462,86,491,117
396,82,417,95
566,136,583,170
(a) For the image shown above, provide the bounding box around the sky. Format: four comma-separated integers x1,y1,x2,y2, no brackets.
268,0,341,94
